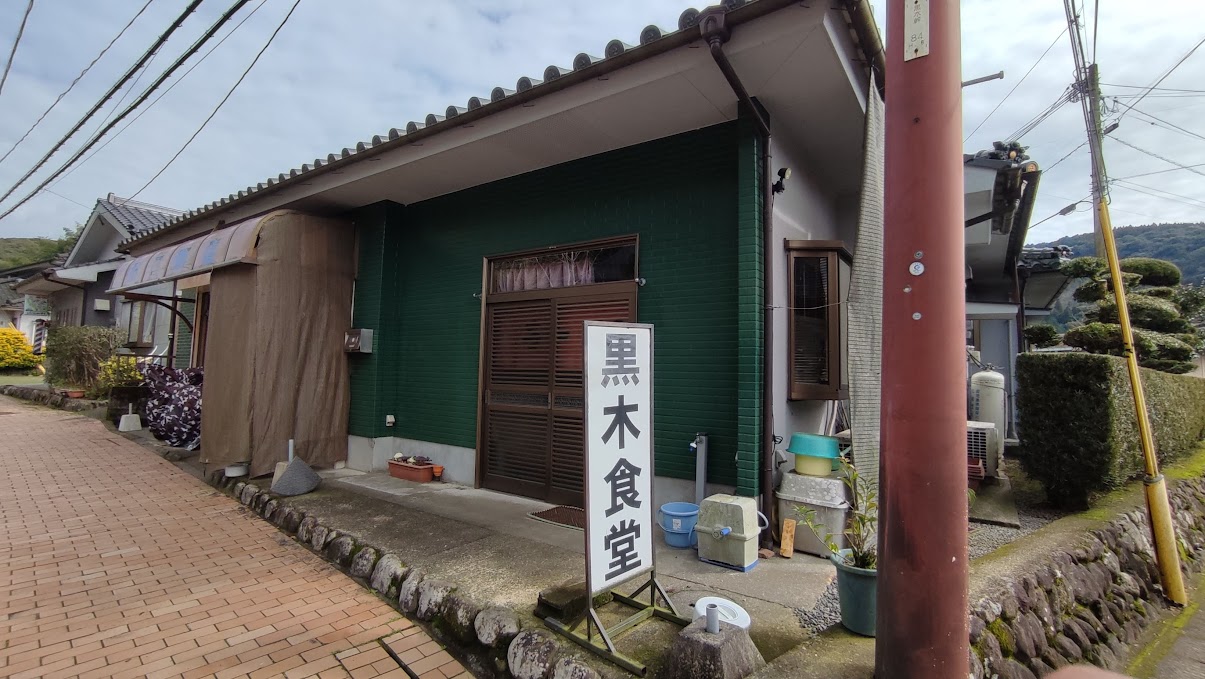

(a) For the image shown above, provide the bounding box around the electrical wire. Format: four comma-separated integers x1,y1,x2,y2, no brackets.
1007,87,1074,142
1109,136,1205,179
122,0,302,204
964,26,1067,143
0,0,35,99
1121,105,1205,144
1112,162,1205,181
52,0,269,188
0,0,254,222
0,0,204,208
1103,84,1205,94
1112,179,1205,210
1114,34,1205,124
1042,141,1088,173
0,0,155,167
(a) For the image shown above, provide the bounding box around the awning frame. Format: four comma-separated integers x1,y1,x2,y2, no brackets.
108,213,268,294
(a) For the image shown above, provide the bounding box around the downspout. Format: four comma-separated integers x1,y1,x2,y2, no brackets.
698,9,776,548
841,0,886,97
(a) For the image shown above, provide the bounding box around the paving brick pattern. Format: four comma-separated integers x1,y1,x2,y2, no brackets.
0,398,468,679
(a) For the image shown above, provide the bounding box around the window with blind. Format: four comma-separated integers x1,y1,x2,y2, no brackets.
786,241,851,401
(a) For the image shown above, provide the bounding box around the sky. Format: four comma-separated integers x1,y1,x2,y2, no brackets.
0,0,1201,244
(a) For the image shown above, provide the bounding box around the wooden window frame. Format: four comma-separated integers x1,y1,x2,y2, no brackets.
786,240,852,401
484,235,639,302
124,300,157,349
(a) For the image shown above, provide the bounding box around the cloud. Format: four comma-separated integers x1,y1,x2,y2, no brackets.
0,0,1202,247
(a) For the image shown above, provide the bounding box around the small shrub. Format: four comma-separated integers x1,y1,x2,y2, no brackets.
1062,256,1106,279
1121,257,1182,286
93,355,145,398
1143,286,1177,300
1093,294,1188,334
1139,359,1196,375
1022,323,1061,348
1073,273,1143,304
0,327,40,370
1016,353,1205,508
1063,322,1195,367
44,326,125,389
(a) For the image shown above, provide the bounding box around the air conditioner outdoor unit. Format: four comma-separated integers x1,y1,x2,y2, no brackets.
967,420,1000,481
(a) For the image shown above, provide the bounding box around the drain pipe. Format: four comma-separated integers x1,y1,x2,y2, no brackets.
699,8,776,548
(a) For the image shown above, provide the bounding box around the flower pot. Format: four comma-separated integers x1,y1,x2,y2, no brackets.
388,460,434,483
63,389,85,399
431,465,444,480
830,548,877,637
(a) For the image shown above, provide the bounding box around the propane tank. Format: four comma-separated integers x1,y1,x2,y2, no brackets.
970,368,1007,475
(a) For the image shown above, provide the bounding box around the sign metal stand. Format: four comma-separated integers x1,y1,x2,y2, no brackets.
544,321,688,676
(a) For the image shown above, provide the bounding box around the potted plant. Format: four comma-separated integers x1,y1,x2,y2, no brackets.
797,458,878,637
387,453,434,483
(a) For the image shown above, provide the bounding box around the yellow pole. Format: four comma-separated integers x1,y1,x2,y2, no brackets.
1098,199,1188,605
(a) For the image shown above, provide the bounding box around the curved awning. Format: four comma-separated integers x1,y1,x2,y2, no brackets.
108,214,266,293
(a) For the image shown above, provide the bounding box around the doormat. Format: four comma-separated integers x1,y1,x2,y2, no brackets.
529,506,586,531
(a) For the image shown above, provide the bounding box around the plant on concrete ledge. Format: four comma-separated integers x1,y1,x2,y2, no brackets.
797,458,878,636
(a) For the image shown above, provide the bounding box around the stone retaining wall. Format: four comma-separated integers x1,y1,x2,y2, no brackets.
969,477,1205,678
0,384,105,411
212,474,600,679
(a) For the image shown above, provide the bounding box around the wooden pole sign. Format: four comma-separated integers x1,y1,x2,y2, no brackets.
544,321,688,676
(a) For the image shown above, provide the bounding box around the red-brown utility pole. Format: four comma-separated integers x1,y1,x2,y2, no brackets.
877,0,968,677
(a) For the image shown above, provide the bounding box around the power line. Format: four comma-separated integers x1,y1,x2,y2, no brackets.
1109,136,1205,179
0,0,204,208
964,25,1067,143
1043,140,1088,173
1007,87,1074,141
123,0,302,203
1102,84,1205,94
0,0,155,167
0,0,35,99
1115,34,1205,123
53,0,269,187
0,0,254,222
1125,106,1205,144
1112,179,1205,210
1112,162,1205,181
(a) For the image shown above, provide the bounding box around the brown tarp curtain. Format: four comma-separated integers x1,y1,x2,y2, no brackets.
199,210,354,476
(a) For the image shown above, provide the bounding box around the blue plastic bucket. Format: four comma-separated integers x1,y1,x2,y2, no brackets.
658,502,700,548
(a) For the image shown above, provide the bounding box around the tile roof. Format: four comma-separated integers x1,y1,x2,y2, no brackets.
121,0,876,250
98,194,182,235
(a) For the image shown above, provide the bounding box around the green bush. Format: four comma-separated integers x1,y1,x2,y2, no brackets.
1121,257,1182,286
1016,353,1205,508
44,326,125,390
1143,286,1177,300
1023,323,1061,348
1062,256,1106,279
0,327,40,370
1063,322,1195,365
1092,294,1186,333
1073,273,1143,303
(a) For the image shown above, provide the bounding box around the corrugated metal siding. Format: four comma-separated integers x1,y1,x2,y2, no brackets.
735,117,764,497
351,123,755,489
174,293,196,369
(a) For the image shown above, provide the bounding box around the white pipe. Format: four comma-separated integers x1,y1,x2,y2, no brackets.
288,438,295,462
694,433,709,505
705,603,720,634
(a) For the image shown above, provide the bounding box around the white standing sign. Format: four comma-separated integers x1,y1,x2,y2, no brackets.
584,321,654,596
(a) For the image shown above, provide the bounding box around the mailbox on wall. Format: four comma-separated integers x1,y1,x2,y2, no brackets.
344,328,373,353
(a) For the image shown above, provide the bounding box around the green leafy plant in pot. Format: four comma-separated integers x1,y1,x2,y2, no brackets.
797,458,878,636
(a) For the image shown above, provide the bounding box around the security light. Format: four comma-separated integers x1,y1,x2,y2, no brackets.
772,167,791,194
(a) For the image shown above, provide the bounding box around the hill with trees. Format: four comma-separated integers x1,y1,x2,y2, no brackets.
0,226,84,271
1035,223,1205,285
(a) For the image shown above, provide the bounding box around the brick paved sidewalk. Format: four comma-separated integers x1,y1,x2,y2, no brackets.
0,397,468,679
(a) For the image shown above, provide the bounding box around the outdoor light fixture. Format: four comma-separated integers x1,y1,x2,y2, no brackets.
772,167,791,194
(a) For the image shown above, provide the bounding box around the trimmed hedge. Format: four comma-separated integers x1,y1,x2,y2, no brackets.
1063,322,1195,363
1093,294,1192,333
1121,257,1182,286
1016,352,1205,508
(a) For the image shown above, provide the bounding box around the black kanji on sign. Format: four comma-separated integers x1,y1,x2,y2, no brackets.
604,519,642,580
603,458,642,517
601,395,640,449
601,333,640,387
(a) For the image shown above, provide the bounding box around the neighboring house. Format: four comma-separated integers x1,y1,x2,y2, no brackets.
15,195,185,364
963,149,1071,436
110,1,883,509
0,259,53,349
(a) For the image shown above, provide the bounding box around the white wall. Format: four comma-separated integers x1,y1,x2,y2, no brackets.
767,135,854,443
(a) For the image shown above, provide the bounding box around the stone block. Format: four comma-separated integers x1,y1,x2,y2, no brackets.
659,618,765,679
536,579,589,624
441,591,482,644
551,656,600,679
311,525,338,552
508,630,561,679
240,484,257,505
399,569,426,614
969,616,986,644
271,458,321,496
325,535,355,567
349,547,379,579
1012,611,1047,661
997,658,1037,679
297,515,317,543
280,509,302,534
416,579,454,621
370,554,408,598
1053,634,1082,662
261,498,278,520
476,606,521,649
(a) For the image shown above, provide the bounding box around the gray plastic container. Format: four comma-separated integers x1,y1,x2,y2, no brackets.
776,471,850,557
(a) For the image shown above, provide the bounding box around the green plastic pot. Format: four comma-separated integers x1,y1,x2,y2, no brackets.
830,548,877,637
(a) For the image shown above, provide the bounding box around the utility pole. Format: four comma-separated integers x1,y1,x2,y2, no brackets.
877,0,968,676
1062,1,1187,606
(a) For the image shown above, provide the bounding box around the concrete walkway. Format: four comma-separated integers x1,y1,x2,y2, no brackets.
0,395,467,679
1153,610,1205,678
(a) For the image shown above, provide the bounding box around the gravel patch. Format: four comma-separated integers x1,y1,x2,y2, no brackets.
795,580,840,635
